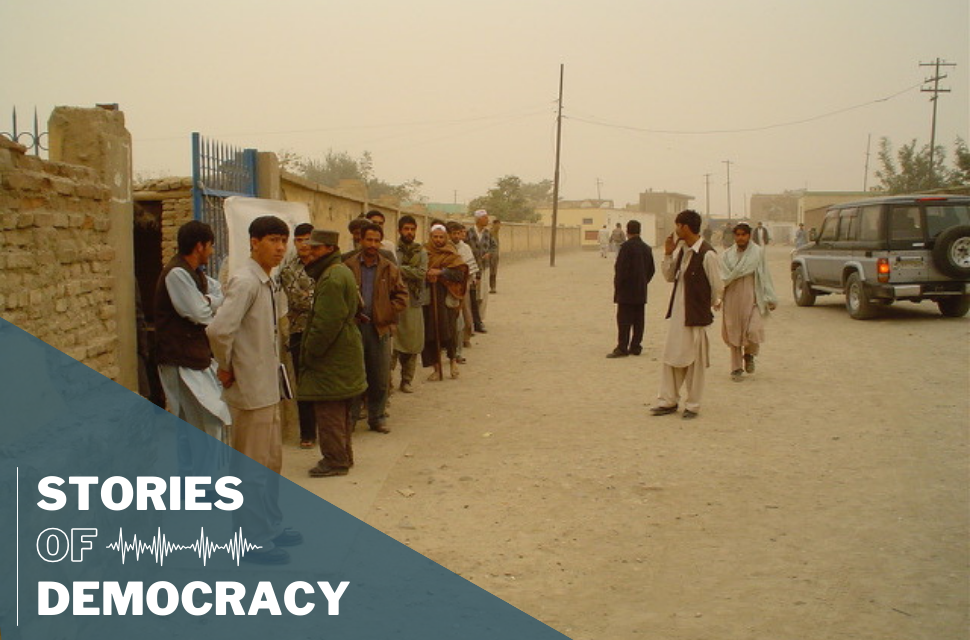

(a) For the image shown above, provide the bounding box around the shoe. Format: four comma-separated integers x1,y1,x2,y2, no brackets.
449,360,460,379
309,463,349,477
630,346,642,356
606,349,629,359
489,289,497,294
369,423,391,434
455,356,467,364
475,325,487,333
744,354,756,374
399,382,413,394
731,369,744,382
242,547,290,565
650,405,678,416
682,409,699,420
272,528,303,547
462,340,472,348
299,440,314,450
427,370,442,382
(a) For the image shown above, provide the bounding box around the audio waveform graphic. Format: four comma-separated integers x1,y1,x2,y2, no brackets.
105,527,263,566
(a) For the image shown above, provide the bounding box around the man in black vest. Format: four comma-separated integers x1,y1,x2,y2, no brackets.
154,220,231,475
607,219,656,358
650,210,723,420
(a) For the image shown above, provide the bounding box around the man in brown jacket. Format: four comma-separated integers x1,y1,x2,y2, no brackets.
344,222,408,433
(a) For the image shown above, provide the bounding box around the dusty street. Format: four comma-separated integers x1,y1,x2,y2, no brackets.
284,246,969,640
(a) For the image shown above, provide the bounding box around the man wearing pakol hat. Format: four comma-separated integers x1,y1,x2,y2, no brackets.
466,209,496,332
297,229,367,477
719,222,777,381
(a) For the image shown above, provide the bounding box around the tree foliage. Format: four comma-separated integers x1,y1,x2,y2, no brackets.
278,149,424,203
467,175,551,223
875,137,969,194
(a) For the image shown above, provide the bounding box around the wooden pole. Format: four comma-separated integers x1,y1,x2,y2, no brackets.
550,64,564,267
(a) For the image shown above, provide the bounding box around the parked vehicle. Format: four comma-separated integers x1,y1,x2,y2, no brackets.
790,195,970,319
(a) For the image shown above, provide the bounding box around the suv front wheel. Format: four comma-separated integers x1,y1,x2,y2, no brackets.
845,272,877,320
792,266,816,306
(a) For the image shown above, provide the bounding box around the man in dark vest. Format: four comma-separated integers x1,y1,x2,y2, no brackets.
607,219,656,358
154,220,231,475
650,210,723,420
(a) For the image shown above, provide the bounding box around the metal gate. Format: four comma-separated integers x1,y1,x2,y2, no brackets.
191,132,258,273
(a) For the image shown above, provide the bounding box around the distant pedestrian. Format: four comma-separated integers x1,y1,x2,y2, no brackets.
598,225,610,258
650,210,723,420
720,223,777,381
752,221,770,246
607,219,656,358
489,217,502,293
609,223,625,255
794,223,808,248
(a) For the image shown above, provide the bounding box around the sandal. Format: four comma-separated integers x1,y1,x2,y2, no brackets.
299,440,314,450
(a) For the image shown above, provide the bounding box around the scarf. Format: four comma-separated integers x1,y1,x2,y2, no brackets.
720,242,777,316
425,241,468,300
397,239,425,300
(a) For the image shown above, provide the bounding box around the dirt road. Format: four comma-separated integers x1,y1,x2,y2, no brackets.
284,246,969,640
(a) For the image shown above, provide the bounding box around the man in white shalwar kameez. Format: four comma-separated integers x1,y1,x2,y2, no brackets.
720,222,777,381
154,221,231,477
651,210,723,420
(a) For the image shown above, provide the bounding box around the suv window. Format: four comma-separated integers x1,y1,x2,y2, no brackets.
819,213,839,241
926,204,970,238
838,209,858,241
859,206,881,241
890,206,922,241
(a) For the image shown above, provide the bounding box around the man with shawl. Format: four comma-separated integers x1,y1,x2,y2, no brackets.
719,222,777,381
422,223,469,380
392,215,428,393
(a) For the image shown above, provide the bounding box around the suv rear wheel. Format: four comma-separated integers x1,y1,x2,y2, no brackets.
792,266,816,307
937,295,970,318
845,272,877,320
932,225,970,278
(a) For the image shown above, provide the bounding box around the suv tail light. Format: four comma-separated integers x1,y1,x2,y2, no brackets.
877,258,891,283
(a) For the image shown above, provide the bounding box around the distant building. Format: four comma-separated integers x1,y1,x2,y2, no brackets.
637,190,695,243
748,190,878,244
537,201,658,247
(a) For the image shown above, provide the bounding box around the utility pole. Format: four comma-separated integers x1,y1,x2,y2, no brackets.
723,160,733,219
863,134,872,192
703,173,711,217
550,64,564,267
920,58,955,179
596,178,603,201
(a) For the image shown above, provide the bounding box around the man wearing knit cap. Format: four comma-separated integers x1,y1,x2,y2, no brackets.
298,229,367,477
466,209,496,333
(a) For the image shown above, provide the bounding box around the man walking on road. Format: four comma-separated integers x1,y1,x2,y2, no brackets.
720,222,777,381
752,221,770,246
207,215,302,564
651,209,723,420
609,222,626,255
344,223,408,433
607,219,656,358
298,229,367,477
598,224,610,258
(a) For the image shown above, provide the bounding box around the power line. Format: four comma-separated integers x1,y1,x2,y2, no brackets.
563,83,922,136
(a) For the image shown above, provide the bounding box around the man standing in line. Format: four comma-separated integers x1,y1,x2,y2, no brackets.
207,215,302,564
298,229,367,477
720,222,777,381
154,220,231,476
607,219,656,358
609,222,626,255
752,221,770,246
344,223,408,433
447,221,479,364
598,224,610,258
364,209,399,264
280,222,317,449
466,209,495,333
423,223,469,380
650,209,723,421
392,215,428,394
489,217,502,293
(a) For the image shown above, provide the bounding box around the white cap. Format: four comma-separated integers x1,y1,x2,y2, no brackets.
474,209,488,219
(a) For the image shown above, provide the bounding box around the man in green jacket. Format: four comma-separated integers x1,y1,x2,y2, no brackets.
298,229,367,477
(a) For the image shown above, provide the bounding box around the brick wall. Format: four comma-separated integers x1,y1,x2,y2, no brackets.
134,177,193,264
0,137,119,379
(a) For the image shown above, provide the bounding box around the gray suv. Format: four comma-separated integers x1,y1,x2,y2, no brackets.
791,195,970,319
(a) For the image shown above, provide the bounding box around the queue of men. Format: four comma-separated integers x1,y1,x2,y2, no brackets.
609,210,777,420
155,209,498,509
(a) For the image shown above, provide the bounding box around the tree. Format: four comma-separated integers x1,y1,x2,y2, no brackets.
467,175,551,223
875,137,967,194
278,148,425,202
953,137,970,186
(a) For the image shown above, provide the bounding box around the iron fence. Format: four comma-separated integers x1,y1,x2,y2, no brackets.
0,107,48,157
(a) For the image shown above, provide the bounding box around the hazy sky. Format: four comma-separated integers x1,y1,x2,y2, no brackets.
2,0,967,214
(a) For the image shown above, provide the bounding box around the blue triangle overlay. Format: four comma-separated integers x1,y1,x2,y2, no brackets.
0,317,571,639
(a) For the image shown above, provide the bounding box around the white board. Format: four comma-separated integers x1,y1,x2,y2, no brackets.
223,196,311,279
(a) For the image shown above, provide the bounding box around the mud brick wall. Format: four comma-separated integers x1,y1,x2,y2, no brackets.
134,177,193,265
0,137,118,379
